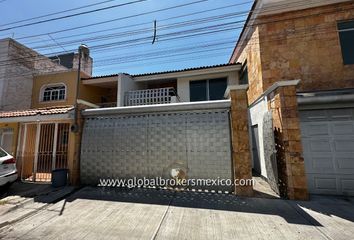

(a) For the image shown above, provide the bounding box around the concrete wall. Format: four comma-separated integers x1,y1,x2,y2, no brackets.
117,74,141,107
0,38,67,111
177,71,239,102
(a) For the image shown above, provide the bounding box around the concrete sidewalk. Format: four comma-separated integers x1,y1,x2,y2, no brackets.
0,187,353,240
0,182,76,228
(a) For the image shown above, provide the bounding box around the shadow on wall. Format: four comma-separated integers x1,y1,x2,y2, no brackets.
274,127,289,198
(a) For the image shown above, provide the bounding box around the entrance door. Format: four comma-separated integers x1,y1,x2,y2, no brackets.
18,123,70,182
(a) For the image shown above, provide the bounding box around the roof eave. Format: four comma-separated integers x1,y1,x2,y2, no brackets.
229,0,260,63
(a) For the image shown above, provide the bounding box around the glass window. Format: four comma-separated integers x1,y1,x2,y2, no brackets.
190,80,207,101
42,85,66,102
338,20,354,65
190,78,227,102
209,78,228,100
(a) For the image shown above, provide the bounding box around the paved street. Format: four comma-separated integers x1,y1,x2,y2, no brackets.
0,185,354,240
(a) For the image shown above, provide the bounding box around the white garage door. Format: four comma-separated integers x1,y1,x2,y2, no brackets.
300,108,354,196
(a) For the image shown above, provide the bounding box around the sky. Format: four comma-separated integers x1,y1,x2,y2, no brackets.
0,0,253,76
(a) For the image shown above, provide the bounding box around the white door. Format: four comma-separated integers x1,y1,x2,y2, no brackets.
300,108,354,196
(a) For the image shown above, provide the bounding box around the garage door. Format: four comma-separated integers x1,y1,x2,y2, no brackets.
80,109,232,191
300,108,354,196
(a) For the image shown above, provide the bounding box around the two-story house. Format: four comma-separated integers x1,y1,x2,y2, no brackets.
230,0,354,198
0,41,98,184
0,41,251,193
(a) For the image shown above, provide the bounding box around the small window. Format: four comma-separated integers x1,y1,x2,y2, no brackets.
240,61,249,84
338,20,354,65
190,78,227,102
41,84,66,102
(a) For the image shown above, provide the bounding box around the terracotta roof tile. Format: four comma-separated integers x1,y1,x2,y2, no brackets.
0,105,74,118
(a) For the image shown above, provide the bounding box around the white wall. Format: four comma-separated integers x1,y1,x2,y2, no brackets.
249,97,269,178
117,74,142,107
177,71,239,102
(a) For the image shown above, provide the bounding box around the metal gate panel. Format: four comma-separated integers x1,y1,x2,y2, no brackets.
186,111,232,181
17,122,70,183
81,109,232,190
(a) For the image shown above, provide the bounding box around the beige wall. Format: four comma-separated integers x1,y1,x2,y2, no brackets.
177,71,239,102
0,122,19,156
32,70,110,108
232,1,354,104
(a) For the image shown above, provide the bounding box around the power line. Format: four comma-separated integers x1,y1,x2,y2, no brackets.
0,0,349,71
20,1,253,44
0,0,119,27
8,0,209,39
30,13,247,50
13,0,317,41
0,0,149,32
12,0,330,51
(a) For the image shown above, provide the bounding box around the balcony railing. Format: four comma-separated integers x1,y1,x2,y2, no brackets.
124,87,179,106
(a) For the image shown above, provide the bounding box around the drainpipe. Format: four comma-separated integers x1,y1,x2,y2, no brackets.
71,44,88,133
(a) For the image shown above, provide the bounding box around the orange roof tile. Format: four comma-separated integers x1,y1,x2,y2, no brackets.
0,105,74,118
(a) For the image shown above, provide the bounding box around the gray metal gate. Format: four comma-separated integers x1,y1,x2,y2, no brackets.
81,105,233,191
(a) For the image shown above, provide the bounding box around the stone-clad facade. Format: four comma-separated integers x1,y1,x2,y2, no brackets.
230,0,354,199
269,85,308,200
228,86,254,197
232,1,354,104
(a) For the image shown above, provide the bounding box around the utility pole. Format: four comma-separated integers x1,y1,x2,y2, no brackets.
72,44,88,133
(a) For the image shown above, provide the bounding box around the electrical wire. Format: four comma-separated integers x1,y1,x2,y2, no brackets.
0,0,149,32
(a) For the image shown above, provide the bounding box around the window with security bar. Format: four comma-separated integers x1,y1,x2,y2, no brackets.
42,84,66,102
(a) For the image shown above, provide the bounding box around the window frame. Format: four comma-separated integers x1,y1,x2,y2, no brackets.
40,83,67,103
337,19,354,65
189,77,228,102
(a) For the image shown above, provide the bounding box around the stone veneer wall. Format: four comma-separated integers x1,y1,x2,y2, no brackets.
258,1,354,93
268,85,308,200
229,87,253,197
233,27,264,104
232,1,354,104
